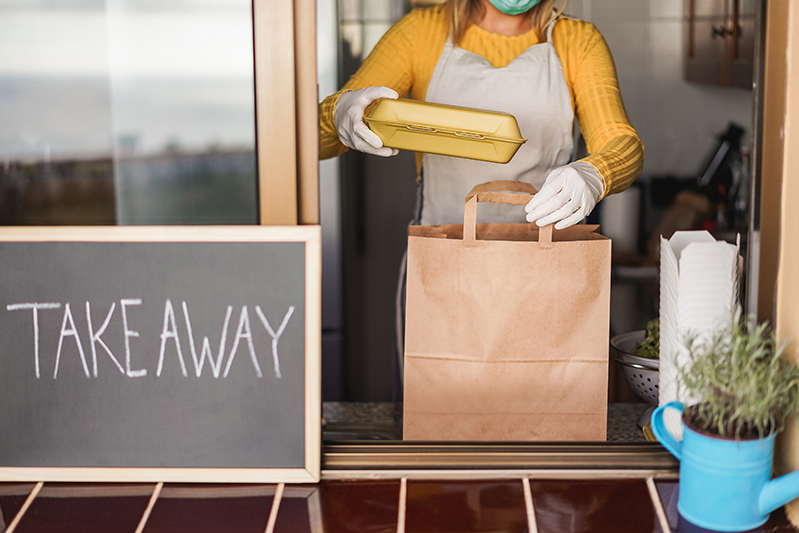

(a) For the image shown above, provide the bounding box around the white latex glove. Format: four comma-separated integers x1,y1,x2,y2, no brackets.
334,86,399,157
524,161,605,230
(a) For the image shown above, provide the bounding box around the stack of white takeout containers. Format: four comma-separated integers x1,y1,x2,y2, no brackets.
659,230,742,436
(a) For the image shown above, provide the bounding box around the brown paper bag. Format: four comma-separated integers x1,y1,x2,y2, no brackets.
403,180,611,441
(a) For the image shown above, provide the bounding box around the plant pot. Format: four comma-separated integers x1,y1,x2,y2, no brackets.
652,402,799,532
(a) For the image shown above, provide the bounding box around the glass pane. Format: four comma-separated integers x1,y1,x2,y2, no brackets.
0,0,257,226
340,0,360,22
0,0,115,225
108,0,257,224
363,0,391,21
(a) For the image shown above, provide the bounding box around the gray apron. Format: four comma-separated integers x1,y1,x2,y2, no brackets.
395,20,576,390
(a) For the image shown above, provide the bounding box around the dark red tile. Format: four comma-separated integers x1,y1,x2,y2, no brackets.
273,487,316,533
405,480,527,533
1,483,37,531
8,484,150,533
529,479,657,533
143,484,274,533
310,480,400,533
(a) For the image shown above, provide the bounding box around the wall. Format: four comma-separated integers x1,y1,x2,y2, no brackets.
773,0,799,524
568,0,754,178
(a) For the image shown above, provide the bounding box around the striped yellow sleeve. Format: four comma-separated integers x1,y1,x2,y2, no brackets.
555,20,644,199
319,92,347,160
319,9,437,160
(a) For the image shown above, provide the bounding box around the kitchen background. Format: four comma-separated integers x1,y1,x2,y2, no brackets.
319,0,756,401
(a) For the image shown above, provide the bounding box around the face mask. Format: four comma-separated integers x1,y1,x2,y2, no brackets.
488,0,543,15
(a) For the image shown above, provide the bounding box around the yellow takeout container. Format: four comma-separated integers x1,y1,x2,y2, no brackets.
363,98,527,164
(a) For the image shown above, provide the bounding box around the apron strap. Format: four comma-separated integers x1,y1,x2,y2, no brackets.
546,16,558,42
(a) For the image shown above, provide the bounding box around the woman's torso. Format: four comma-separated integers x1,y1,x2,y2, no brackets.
418,11,574,225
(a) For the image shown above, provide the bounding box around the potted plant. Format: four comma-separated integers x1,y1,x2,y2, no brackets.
651,312,799,532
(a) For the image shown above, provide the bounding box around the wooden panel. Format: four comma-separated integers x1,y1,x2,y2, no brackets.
693,0,726,17
756,0,788,324
295,0,320,225
729,0,756,89
733,0,757,61
254,0,298,226
774,0,799,527
685,0,727,85
685,0,754,89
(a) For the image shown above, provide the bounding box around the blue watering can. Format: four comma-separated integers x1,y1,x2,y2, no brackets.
652,401,799,532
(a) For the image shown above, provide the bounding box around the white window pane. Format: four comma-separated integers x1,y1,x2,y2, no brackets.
340,0,361,22
0,0,257,226
364,0,391,21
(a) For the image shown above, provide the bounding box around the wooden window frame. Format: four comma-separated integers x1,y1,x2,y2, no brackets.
254,0,319,226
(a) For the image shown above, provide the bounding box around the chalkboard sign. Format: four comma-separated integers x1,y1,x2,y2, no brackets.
0,226,321,483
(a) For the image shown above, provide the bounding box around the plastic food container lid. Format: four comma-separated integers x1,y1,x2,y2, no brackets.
363,98,527,164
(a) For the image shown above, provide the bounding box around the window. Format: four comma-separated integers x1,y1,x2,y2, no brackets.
0,0,317,226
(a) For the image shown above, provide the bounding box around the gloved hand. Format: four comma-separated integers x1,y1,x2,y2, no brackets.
334,86,399,157
524,161,605,230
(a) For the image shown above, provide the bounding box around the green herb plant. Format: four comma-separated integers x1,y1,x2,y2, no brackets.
635,318,660,359
679,312,799,440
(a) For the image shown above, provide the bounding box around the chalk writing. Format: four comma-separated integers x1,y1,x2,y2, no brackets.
121,299,146,378
6,299,296,380
157,299,187,377
223,306,262,378
6,302,62,378
54,302,89,379
255,305,295,379
87,301,124,377
182,302,231,378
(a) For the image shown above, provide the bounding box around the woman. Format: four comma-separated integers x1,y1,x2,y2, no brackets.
319,0,644,229
319,0,644,394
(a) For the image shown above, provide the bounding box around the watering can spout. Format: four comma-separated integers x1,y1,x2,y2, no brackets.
759,471,799,515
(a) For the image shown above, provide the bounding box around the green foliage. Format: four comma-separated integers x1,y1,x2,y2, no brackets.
635,318,660,359
680,313,799,440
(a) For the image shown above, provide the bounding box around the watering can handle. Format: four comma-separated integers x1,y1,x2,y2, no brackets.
651,401,683,460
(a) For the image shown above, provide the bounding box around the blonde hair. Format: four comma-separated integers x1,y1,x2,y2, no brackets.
446,0,568,45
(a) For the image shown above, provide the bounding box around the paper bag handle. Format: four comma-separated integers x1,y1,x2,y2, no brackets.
465,180,538,198
463,181,553,244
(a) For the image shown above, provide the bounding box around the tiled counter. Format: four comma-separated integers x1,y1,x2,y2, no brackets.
322,402,652,442
3,479,797,532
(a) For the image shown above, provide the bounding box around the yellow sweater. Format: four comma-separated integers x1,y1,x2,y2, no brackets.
318,6,644,198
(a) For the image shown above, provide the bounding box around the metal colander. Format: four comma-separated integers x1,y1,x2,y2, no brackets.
610,330,659,405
